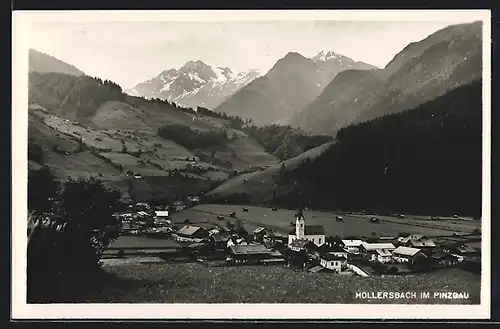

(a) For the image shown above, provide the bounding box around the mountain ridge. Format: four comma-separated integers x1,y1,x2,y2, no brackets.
213,50,377,125
125,61,260,109
29,49,85,77
289,21,482,135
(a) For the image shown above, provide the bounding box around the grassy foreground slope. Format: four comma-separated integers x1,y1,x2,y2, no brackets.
83,263,479,304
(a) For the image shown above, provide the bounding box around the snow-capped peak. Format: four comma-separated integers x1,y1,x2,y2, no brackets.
312,50,341,62
125,61,261,109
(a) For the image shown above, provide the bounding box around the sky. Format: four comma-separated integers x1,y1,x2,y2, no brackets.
27,19,476,90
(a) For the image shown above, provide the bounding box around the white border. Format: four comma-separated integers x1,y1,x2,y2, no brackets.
11,9,491,320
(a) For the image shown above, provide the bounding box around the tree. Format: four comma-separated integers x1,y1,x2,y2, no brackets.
28,166,59,214
27,175,122,302
59,176,122,268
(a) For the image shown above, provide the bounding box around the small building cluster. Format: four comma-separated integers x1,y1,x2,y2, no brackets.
281,212,480,276
113,204,481,277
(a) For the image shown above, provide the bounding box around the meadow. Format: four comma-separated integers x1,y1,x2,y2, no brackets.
169,204,481,238
83,263,480,304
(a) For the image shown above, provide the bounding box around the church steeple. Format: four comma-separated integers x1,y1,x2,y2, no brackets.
295,211,305,239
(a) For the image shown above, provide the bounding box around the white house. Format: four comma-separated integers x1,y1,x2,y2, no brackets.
392,246,427,263
360,242,396,263
341,239,364,254
288,212,325,246
319,253,347,273
155,210,169,218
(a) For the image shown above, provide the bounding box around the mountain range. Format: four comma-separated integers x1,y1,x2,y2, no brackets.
27,20,484,213
125,61,261,109
289,21,483,134
214,51,378,125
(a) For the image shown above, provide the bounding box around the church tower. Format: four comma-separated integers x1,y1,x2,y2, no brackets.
295,211,305,239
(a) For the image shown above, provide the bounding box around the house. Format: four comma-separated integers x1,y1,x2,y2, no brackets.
288,212,325,246
228,244,271,265
430,250,459,267
174,225,209,242
392,246,427,264
155,210,169,218
360,242,395,263
398,234,436,249
319,253,347,273
445,244,479,262
341,239,364,254
317,244,348,259
374,249,393,263
253,227,267,242
288,239,317,254
226,236,248,248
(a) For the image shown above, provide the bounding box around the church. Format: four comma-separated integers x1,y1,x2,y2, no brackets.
288,212,325,246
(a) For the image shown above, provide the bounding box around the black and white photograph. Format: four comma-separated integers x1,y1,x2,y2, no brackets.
12,9,491,320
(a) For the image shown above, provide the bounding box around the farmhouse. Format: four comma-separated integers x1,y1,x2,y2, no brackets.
228,244,271,265
155,210,169,218
226,236,248,248
317,244,348,259
341,239,364,254
319,253,347,273
430,250,459,267
445,244,479,262
392,246,427,263
175,225,209,242
360,242,395,263
253,227,267,242
398,234,436,249
288,212,325,246
288,239,317,254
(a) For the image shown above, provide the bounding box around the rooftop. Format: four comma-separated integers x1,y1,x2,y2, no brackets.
361,242,396,251
230,244,270,255
375,249,393,257
177,225,204,236
290,239,316,249
321,253,347,261
393,246,422,257
341,239,364,247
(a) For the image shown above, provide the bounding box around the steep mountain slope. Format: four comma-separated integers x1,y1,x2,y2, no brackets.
278,81,482,216
291,21,483,135
125,61,260,109
215,51,377,126
290,69,384,133
28,70,285,204
29,49,85,76
206,140,336,204
312,50,379,85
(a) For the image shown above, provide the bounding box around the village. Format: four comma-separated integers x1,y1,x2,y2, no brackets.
104,198,482,277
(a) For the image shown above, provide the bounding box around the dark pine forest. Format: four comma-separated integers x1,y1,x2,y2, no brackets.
276,80,482,218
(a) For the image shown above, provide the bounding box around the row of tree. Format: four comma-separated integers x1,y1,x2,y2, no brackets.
157,124,229,150
242,124,333,160
276,80,482,217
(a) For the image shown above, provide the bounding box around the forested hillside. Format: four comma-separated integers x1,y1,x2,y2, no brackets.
275,80,482,217
242,124,333,160
28,72,123,119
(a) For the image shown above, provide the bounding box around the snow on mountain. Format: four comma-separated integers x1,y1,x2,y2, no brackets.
125,61,260,109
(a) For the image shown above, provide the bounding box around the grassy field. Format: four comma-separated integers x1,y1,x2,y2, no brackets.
169,204,481,238
83,263,480,304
